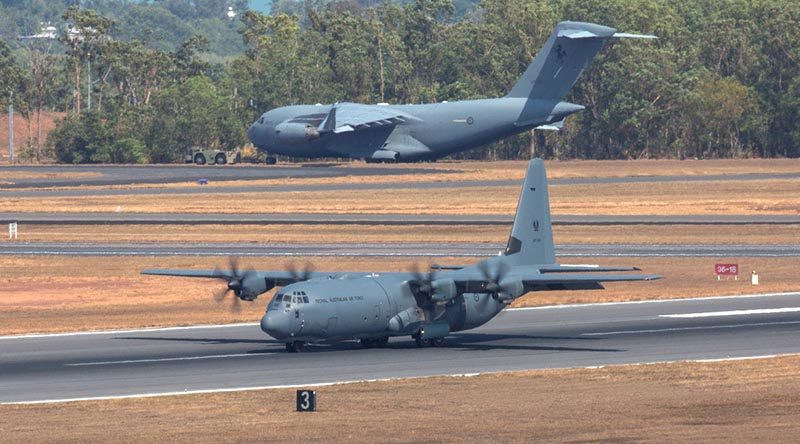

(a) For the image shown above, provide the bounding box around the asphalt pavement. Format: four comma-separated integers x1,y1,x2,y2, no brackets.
0,166,796,198
2,292,799,403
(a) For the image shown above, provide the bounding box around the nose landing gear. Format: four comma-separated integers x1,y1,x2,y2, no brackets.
285,341,305,353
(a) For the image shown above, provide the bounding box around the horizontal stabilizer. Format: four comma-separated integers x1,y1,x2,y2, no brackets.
613,32,658,39
538,264,642,273
535,120,564,131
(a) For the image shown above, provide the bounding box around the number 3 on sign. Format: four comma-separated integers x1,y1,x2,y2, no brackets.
296,390,316,412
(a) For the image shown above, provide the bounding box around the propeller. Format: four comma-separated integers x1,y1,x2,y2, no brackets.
408,263,437,298
478,261,510,296
285,261,315,282
211,256,257,313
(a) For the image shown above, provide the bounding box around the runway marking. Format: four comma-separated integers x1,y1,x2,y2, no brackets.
659,307,800,319
510,291,800,311
581,320,800,336
2,291,799,340
66,352,275,367
4,353,799,405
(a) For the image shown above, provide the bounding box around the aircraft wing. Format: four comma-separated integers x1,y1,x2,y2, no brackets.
447,266,660,295
318,102,421,134
141,269,414,289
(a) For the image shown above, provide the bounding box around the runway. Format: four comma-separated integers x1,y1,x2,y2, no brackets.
2,212,799,225
1,241,798,257
1,170,796,198
2,292,800,404
0,164,450,189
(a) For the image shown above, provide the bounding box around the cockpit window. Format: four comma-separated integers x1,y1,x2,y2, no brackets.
282,295,291,302
258,117,265,124
303,296,309,303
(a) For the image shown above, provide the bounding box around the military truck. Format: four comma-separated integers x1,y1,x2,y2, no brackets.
185,147,241,165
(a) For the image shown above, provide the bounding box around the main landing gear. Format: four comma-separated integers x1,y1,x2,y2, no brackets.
285,341,305,353
412,332,445,347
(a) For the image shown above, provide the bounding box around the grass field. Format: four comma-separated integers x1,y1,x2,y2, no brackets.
3,355,800,443
10,223,799,245
0,255,796,335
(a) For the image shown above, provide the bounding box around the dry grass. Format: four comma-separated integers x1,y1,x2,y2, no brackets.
1,178,799,215
9,223,800,245
0,255,797,335
3,355,800,443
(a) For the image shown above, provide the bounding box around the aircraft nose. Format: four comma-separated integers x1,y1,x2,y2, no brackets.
260,312,289,340
247,122,258,143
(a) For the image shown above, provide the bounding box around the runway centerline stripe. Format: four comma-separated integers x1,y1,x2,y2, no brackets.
659,307,800,319
66,352,276,367
581,320,800,336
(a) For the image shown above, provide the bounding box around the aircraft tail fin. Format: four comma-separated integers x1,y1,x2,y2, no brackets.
506,21,617,102
503,159,556,266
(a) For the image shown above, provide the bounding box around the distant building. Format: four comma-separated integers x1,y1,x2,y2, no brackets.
18,23,57,41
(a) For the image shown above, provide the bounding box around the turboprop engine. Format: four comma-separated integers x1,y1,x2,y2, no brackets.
429,278,457,303
275,121,320,145
495,279,524,302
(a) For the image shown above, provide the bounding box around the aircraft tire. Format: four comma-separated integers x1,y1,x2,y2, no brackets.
214,153,226,165
194,154,206,165
360,338,374,348
266,156,277,165
431,337,445,347
285,341,304,353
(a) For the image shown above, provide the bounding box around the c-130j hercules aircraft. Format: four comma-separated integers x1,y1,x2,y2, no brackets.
246,21,655,163
144,160,660,352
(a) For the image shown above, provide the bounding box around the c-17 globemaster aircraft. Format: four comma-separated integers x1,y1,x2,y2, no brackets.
246,21,655,163
143,159,660,352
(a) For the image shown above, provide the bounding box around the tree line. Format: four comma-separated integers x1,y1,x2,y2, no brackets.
1,0,799,163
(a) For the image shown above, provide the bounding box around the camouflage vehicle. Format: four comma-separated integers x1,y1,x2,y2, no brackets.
185,147,241,165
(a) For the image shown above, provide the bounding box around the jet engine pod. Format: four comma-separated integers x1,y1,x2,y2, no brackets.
430,278,457,303
275,121,320,145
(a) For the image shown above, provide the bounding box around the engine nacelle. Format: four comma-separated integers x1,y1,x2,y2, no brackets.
497,279,524,302
275,121,320,145
430,278,457,303
238,274,271,301
388,307,425,333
